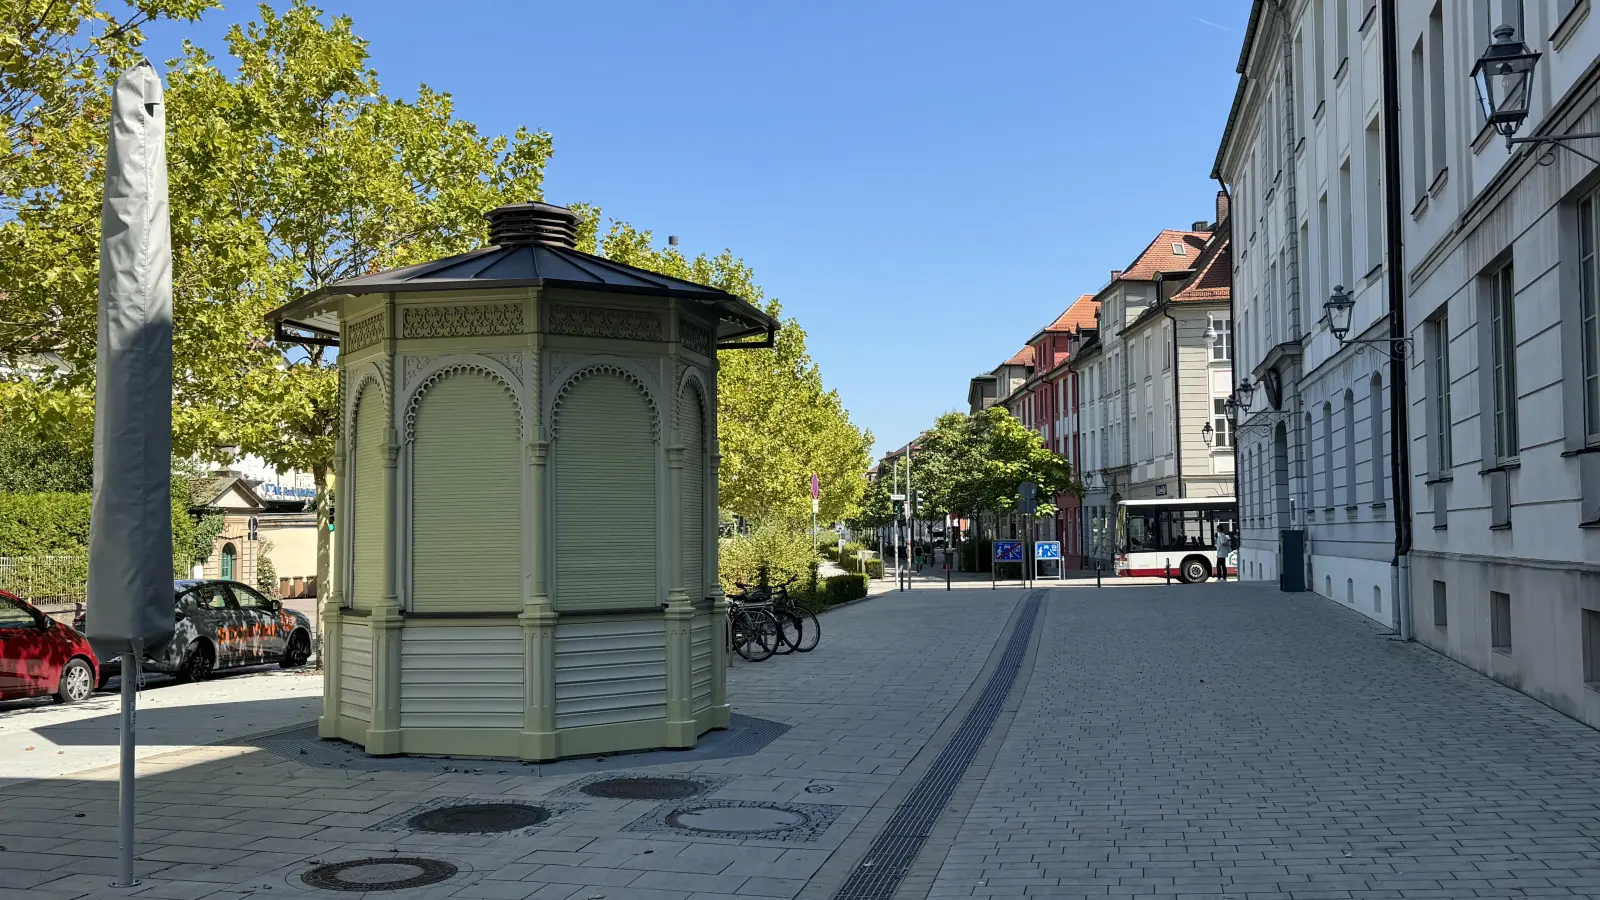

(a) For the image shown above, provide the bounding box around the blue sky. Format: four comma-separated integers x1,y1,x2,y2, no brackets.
145,0,1251,458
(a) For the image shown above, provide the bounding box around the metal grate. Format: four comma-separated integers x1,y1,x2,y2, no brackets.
829,593,1042,900
300,857,457,892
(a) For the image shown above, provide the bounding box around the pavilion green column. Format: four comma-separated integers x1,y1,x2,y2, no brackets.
520,436,558,760
364,429,403,755
707,447,730,727
318,432,347,739
664,443,695,747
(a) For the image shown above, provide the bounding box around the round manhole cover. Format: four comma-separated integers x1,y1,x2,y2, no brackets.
408,803,550,834
581,777,707,800
666,803,811,835
301,857,457,892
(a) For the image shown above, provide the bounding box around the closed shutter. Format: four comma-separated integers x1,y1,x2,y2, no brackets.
350,390,387,610
678,385,705,603
411,373,522,613
554,373,658,611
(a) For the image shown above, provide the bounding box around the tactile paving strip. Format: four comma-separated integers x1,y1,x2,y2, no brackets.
829,592,1042,900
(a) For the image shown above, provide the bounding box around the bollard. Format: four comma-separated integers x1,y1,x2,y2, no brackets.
946,556,951,591
1165,560,1171,584
1096,563,1102,587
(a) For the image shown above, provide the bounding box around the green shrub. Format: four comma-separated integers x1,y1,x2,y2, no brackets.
960,539,994,573
719,520,819,593
0,493,91,557
823,573,868,605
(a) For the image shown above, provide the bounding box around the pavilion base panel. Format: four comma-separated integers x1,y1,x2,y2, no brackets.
316,707,730,762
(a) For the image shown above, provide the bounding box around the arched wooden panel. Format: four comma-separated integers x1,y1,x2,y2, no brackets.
350,389,387,610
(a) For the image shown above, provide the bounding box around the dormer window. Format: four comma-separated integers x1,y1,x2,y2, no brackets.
1172,242,1188,256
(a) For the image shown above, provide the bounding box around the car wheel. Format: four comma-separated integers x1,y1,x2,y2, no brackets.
1180,556,1211,584
55,658,95,703
177,640,214,682
280,631,311,669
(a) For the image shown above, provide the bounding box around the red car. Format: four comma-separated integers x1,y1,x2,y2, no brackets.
0,589,100,703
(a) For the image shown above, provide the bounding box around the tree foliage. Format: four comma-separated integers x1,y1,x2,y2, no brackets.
912,407,1078,518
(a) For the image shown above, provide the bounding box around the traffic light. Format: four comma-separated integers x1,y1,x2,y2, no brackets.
893,498,905,518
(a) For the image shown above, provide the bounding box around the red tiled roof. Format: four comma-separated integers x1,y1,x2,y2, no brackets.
1045,294,1100,333
1003,345,1036,367
1116,229,1210,282
1171,236,1231,303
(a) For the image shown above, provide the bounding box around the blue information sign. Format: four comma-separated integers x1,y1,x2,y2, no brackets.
993,540,1024,562
1035,541,1061,560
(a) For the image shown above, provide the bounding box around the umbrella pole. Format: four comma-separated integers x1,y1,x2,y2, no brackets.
115,653,139,887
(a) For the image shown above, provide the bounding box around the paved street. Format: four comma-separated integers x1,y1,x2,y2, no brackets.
1,582,1598,899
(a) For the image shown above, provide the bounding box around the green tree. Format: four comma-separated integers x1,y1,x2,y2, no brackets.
912,407,1077,522
847,470,895,532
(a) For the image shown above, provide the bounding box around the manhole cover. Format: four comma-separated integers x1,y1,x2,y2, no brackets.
407,803,549,834
666,803,811,835
300,857,457,892
581,777,707,800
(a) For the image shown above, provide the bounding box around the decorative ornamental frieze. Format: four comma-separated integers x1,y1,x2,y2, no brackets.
403,355,434,387
485,351,525,383
402,303,524,339
680,320,712,357
548,305,663,342
344,314,387,352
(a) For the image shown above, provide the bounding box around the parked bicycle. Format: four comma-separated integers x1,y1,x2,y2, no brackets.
725,589,779,662
769,576,821,654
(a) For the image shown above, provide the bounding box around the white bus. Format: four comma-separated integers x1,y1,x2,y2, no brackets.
1114,498,1237,583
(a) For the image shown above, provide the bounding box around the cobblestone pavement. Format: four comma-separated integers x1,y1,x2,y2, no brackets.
929,583,1600,900
4,583,1600,900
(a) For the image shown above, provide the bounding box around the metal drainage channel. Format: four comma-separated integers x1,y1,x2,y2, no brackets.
301,857,457,892
409,803,550,834
829,592,1042,900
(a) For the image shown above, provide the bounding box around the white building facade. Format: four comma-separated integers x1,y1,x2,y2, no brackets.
1401,0,1600,729
1218,0,1400,625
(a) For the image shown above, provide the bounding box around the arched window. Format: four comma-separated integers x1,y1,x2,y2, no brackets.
1322,402,1335,508
220,543,236,581
1370,375,1385,504
1344,390,1357,506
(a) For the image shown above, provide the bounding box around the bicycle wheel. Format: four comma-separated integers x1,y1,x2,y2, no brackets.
733,611,777,662
774,609,803,654
793,608,821,652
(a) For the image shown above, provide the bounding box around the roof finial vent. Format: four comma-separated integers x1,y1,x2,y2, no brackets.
486,202,579,249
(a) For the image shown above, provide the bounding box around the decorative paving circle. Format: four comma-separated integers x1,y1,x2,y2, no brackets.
580,776,709,800
407,803,549,834
300,857,457,892
666,803,811,835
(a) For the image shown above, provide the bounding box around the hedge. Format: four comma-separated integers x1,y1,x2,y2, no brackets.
0,492,91,557
822,573,868,606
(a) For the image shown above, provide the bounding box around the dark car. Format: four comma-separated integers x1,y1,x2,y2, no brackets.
0,589,100,703
77,580,313,682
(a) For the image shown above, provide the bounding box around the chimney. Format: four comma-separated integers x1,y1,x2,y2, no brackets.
1215,189,1230,227
1192,220,1211,232
486,201,579,249
1111,269,1123,281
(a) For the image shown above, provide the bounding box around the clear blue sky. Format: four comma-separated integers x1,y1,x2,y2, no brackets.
145,0,1252,459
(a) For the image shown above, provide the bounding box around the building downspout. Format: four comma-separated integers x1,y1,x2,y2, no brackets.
1159,279,1185,499
1379,0,1414,640
1215,177,1240,509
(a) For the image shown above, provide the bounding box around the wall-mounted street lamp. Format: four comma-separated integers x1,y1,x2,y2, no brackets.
1233,377,1256,414
1324,285,1413,357
1473,24,1600,164
1201,421,1214,448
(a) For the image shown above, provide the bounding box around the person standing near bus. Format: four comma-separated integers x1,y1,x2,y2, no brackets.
1214,528,1232,582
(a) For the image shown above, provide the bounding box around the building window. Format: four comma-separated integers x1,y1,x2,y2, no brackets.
1488,261,1519,462
1491,590,1512,653
1299,221,1313,331
1433,580,1447,629
1313,0,1327,106
1370,375,1384,504
1213,399,1234,448
221,542,236,581
1318,192,1332,302
1335,0,1350,65
1210,316,1232,361
1429,312,1452,471
1427,2,1447,179
1323,402,1335,507
1364,119,1383,271
1338,158,1354,290
1580,191,1600,441
1344,390,1357,505
1410,38,1427,201
1584,608,1600,685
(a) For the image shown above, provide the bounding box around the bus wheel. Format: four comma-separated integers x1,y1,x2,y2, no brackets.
1180,556,1211,584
